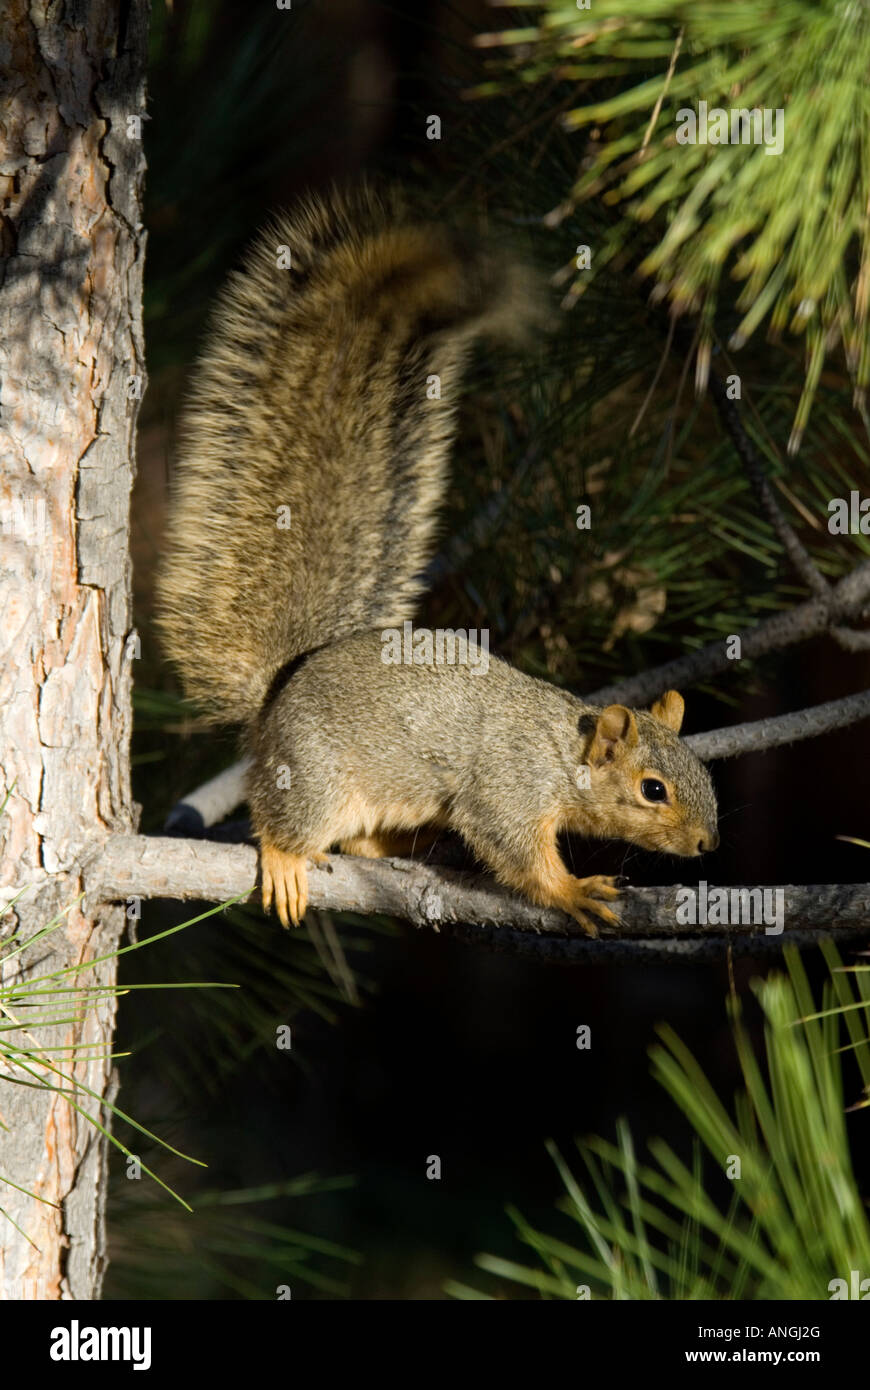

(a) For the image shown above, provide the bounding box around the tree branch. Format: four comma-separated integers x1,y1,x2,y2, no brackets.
706,360,870,654
584,559,870,707
164,758,251,833
685,688,870,760
80,833,870,960
707,366,831,599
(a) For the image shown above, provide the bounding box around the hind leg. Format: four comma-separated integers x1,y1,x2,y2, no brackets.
339,825,441,858
251,780,333,928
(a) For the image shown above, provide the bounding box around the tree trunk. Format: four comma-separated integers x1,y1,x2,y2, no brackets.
0,0,149,1300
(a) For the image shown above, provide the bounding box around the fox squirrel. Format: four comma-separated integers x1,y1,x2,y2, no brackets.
157,184,718,937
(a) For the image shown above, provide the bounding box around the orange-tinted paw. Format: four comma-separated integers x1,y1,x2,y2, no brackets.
261,844,310,927
563,876,623,938
575,874,622,902
560,906,597,938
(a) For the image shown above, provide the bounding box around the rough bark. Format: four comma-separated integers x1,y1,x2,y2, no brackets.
686,689,870,760
87,835,870,962
0,0,148,1300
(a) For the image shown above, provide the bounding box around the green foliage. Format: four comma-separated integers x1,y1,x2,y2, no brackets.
117,899,384,1105
0,896,244,1222
0,880,365,1288
107,1175,361,1299
144,0,331,373
428,273,867,692
371,19,866,696
476,1,870,452
451,945,870,1299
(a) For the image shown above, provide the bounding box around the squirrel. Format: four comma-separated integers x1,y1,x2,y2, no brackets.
157,183,719,938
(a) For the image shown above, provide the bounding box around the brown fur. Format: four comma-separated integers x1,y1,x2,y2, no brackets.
157,184,545,723
157,187,718,934
248,633,719,934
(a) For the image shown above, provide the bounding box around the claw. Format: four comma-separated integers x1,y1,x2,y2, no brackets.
576,874,621,900
567,908,599,939
261,861,274,916
260,843,310,928
563,874,624,935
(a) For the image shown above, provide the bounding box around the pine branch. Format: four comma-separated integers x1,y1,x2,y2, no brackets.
686,689,870,760
584,559,870,707
704,358,870,652
706,366,830,599
76,834,870,963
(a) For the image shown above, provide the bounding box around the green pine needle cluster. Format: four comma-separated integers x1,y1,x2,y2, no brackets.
0,896,243,1221
107,1175,361,1300
452,944,870,1299
1,884,363,1293
476,0,870,452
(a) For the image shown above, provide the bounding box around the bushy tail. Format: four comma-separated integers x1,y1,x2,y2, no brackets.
156,183,545,724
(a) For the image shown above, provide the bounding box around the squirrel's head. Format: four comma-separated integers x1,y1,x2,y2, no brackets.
582,691,719,857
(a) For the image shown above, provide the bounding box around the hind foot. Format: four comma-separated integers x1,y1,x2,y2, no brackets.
260,843,317,927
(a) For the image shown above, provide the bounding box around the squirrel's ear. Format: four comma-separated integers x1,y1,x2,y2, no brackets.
589,705,638,765
650,689,685,733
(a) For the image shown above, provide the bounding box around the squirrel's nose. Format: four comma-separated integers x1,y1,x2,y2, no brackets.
697,829,720,853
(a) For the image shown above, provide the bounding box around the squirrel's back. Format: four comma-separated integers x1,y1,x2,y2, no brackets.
156,183,543,724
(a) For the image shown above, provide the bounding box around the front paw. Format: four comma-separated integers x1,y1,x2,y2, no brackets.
575,873,622,903
563,875,623,937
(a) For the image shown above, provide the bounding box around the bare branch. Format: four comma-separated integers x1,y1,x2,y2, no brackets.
686,688,870,760
707,367,831,599
165,757,251,832
584,559,870,707
79,833,870,961
832,626,870,652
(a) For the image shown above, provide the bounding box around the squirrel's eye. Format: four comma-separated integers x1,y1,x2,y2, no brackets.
641,778,668,804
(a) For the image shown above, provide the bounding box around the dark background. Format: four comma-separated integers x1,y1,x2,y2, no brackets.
107,0,870,1299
